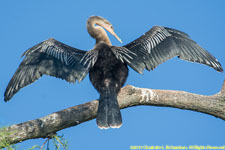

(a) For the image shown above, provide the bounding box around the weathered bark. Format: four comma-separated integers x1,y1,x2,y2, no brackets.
1,80,225,148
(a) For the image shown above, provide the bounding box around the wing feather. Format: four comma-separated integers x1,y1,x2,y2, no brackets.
4,38,97,101
120,26,223,73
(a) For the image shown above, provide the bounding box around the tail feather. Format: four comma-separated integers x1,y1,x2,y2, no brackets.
97,90,122,129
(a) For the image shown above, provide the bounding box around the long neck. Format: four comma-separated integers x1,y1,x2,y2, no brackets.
87,17,111,45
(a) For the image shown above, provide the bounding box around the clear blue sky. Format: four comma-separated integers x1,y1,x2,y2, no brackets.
1,0,225,149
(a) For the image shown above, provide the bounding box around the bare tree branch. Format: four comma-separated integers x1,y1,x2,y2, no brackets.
1,79,225,148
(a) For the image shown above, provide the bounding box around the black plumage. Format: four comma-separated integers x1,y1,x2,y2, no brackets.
89,42,128,128
4,16,223,129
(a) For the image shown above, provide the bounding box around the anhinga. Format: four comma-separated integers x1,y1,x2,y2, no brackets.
4,16,223,129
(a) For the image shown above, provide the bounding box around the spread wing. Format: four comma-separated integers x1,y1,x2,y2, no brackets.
112,26,223,74
4,38,98,101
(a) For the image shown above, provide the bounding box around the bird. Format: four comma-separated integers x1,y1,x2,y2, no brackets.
4,16,223,129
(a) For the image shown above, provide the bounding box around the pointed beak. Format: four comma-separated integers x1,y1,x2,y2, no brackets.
102,24,123,43
111,31,123,43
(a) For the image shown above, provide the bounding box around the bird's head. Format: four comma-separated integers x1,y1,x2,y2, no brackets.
87,16,122,44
